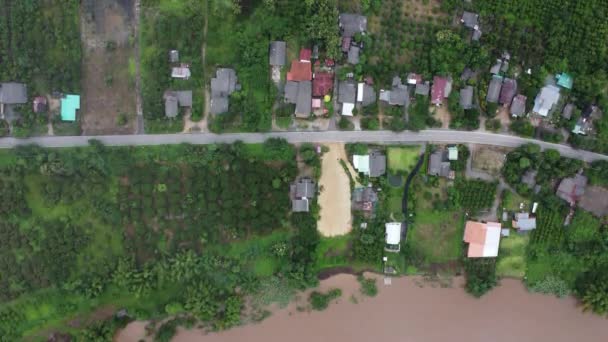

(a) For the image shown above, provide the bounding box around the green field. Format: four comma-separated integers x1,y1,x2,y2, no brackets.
407,210,464,265
387,146,421,173
496,232,529,278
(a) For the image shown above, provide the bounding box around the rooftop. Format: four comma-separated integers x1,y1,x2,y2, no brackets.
486,75,503,103
60,94,80,121
510,94,527,117
499,78,517,105
464,221,501,258
533,85,560,117
431,76,448,105
339,13,367,37
556,174,587,205
312,72,334,97
0,82,27,104
269,41,286,66
461,11,479,29
338,80,357,104
460,86,473,109
287,60,312,82
556,73,573,89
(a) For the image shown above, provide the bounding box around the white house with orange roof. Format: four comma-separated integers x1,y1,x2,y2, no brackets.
463,221,501,258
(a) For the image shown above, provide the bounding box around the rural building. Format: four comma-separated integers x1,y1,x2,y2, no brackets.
428,150,454,179
385,222,402,252
512,212,537,231
353,151,386,177
486,75,503,103
357,82,376,106
0,82,27,115
572,117,593,135
285,81,312,118
578,186,608,217
171,66,191,79
352,186,378,213
562,103,575,119
499,78,517,105
379,76,409,106
163,90,192,118
448,146,458,160
490,59,502,74
290,178,316,212
210,68,239,115
347,46,360,64
431,76,451,106
287,60,312,82
461,11,479,29
33,96,48,113
339,80,357,116
459,86,474,109
60,94,80,121
556,72,573,90
169,50,179,63
407,73,422,85
415,82,430,96
510,94,527,117
556,174,587,205
339,13,367,38
463,221,501,258
269,41,286,66
532,85,560,117
312,72,334,97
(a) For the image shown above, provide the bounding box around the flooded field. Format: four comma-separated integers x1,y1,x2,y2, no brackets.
116,274,608,342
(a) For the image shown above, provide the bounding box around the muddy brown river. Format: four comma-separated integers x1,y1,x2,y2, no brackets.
116,274,608,342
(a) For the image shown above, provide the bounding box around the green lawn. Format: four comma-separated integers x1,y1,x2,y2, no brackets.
496,231,529,278
315,235,351,271
503,190,530,212
387,146,421,173
408,210,464,264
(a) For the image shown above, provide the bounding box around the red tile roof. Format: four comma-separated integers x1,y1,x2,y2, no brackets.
325,59,335,67
287,60,312,81
300,48,312,61
431,76,447,104
312,72,334,97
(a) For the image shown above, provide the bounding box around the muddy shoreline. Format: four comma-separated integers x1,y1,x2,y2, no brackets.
115,274,608,342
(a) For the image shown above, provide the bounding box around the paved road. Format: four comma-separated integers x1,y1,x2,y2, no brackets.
0,130,606,162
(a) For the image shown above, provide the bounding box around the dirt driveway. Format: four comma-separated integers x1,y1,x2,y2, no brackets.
317,143,352,237
81,0,136,135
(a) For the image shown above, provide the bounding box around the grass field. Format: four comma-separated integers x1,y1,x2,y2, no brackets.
496,232,529,278
387,146,421,173
408,210,464,264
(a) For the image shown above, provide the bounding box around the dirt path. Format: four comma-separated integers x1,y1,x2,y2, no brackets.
317,143,352,236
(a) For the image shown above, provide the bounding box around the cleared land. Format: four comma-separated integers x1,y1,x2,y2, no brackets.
318,143,352,237
471,145,510,176
387,146,421,173
81,0,136,134
408,210,464,265
497,232,529,278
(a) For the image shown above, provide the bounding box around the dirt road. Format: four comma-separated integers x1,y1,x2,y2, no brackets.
317,143,352,236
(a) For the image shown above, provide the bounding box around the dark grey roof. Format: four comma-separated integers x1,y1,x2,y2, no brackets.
461,11,479,29
175,90,192,107
369,151,386,177
292,199,309,212
164,92,178,118
472,29,482,41
461,68,475,81
510,94,526,117
295,81,312,118
295,178,316,198
347,46,360,64
210,97,229,115
415,82,430,96
269,41,286,66
428,151,451,177
392,76,403,87
211,68,238,97
486,76,503,103
557,174,588,205
0,83,27,104
460,86,473,109
285,81,298,104
339,81,357,104
361,84,376,106
490,60,502,74
353,186,378,203
389,87,408,106
499,78,517,105
339,13,367,37
562,103,575,119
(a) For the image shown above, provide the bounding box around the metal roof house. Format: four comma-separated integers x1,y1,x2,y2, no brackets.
461,11,479,29
556,72,573,90
486,75,503,103
357,83,376,107
532,85,560,117
556,174,587,205
512,212,537,231
347,46,360,65
164,90,192,118
428,150,452,178
285,81,312,118
269,41,286,66
464,221,501,258
352,186,378,212
431,76,449,106
510,94,527,117
339,80,357,116
562,103,575,119
415,82,430,96
339,13,367,37
291,178,316,213
460,86,474,109
499,78,517,105
60,94,80,121
353,151,386,177
0,82,27,105
210,68,239,115
169,50,179,63
385,222,402,253
380,76,408,106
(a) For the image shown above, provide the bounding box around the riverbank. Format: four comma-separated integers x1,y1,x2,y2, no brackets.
116,274,608,342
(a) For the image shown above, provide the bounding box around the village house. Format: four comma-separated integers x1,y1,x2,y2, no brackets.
32,96,48,113
269,41,286,83
311,71,334,115
338,80,357,116
499,78,517,106
486,75,503,103
385,222,402,253
510,94,527,117
0,82,27,117
556,174,587,206
512,212,537,232
339,13,367,65
561,103,575,120
353,151,386,177
210,68,239,115
428,149,454,179
556,72,573,90
460,11,482,41
60,94,80,122
572,105,601,135
431,76,452,106
169,50,179,63
379,76,409,107
285,49,313,118
463,221,502,258
171,65,191,79
407,73,422,85
352,186,379,214
448,145,458,161
163,90,192,118
532,84,560,117
290,178,316,212
459,86,474,110
357,82,376,107
415,82,430,96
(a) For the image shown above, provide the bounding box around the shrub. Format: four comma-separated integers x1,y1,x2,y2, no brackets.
358,276,378,297
528,276,570,298
309,288,342,311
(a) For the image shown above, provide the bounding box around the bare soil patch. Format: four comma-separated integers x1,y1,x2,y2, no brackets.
81,0,136,135
471,145,510,176
317,143,352,237
432,105,451,129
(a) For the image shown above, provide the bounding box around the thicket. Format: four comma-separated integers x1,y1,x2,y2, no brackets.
309,288,342,311
464,257,497,297
358,276,378,297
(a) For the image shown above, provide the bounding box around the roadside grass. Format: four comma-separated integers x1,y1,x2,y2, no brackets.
387,146,421,173
496,232,529,278
407,210,464,264
276,116,292,129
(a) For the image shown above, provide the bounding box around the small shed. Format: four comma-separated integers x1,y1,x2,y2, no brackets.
60,94,80,121
169,50,179,63
556,73,573,89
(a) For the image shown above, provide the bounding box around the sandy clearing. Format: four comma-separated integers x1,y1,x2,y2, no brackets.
317,143,352,237
432,104,451,129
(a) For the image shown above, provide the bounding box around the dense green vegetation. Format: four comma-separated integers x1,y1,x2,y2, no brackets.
0,139,329,339
309,288,342,311
451,179,497,213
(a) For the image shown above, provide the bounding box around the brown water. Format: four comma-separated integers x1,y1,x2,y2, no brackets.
116,275,608,342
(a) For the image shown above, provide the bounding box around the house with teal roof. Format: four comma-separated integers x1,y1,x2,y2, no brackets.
61,94,80,121
556,73,573,90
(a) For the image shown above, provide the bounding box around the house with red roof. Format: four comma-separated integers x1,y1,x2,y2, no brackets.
431,76,451,106
463,221,501,258
299,48,312,62
312,72,334,97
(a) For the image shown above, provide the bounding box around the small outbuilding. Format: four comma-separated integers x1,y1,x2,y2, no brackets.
385,222,402,252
